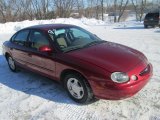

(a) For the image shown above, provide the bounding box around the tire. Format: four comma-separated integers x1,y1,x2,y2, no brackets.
63,73,94,104
144,25,148,28
7,55,17,72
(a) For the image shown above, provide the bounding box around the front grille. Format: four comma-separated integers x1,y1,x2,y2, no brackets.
139,65,150,76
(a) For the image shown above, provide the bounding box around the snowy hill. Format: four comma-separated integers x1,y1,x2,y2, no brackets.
0,18,106,34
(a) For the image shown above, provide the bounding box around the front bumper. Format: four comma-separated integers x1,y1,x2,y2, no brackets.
90,63,153,100
144,21,159,26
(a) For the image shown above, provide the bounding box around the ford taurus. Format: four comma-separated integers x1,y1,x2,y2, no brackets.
2,24,153,103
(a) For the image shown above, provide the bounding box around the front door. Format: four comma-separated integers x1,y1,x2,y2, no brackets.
27,30,56,78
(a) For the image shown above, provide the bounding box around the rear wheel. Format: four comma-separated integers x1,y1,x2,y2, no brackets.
7,56,17,72
144,25,148,28
63,74,94,104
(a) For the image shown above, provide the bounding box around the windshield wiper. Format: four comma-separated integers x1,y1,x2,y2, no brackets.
64,41,106,53
63,46,83,53
83,40,106,48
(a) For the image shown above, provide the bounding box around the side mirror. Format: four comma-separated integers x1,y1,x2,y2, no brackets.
39,45,53,53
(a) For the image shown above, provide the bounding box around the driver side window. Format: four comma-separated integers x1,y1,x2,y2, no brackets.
29,30,49,50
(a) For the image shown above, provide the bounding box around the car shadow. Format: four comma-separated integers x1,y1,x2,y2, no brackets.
155,30,160,33
0,55,79,105
114,26,145,30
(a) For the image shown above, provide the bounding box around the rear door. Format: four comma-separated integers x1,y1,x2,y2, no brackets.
11,29,30,66
27,30,56,77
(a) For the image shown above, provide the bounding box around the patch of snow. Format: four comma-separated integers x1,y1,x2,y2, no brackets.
0,18,160,120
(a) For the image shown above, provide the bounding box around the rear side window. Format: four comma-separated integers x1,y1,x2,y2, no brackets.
145,13,159,19
12,30,29,46
145,13,153,18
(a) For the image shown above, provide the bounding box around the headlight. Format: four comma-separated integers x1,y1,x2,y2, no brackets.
111,72,129,83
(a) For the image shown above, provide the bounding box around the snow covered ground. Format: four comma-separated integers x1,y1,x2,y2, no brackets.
0,18,160,120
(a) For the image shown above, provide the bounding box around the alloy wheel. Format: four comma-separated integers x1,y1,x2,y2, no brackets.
67,78,84,99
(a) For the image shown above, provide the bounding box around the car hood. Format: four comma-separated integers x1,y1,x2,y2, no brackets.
67,42,147,72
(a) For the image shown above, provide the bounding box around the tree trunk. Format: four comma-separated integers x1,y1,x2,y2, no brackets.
101,0,104,21
114,0,117,22
117,0,129,22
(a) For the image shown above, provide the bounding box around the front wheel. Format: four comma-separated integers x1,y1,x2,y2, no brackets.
7,56,17,72
64,74,94,104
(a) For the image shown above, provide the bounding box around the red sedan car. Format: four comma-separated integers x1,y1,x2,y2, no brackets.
2,24,153,103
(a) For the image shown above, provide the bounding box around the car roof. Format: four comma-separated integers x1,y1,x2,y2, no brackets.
24,24,77,31
147,12,159,14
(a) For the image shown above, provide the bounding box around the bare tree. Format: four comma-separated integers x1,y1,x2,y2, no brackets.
114,0,118,22
16,0,33,21
117,0,129,22
101,0,104,20
87,0,94,18
41,0,49,19
54,0,76,18
0,0,156,23
113,0,129,22
0,0,7,22
0,0,20,22
95,0,100,19
131,0,138,20
131,0,148,22
31,0,43,19
75,0,84,17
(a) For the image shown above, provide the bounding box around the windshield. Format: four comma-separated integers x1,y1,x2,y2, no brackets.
48,27,104,52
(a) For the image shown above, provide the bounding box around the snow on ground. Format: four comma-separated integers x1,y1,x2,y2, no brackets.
0,18,160,120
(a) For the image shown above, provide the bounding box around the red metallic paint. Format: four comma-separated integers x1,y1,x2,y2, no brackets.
90,63,153,100
3,24,153,100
